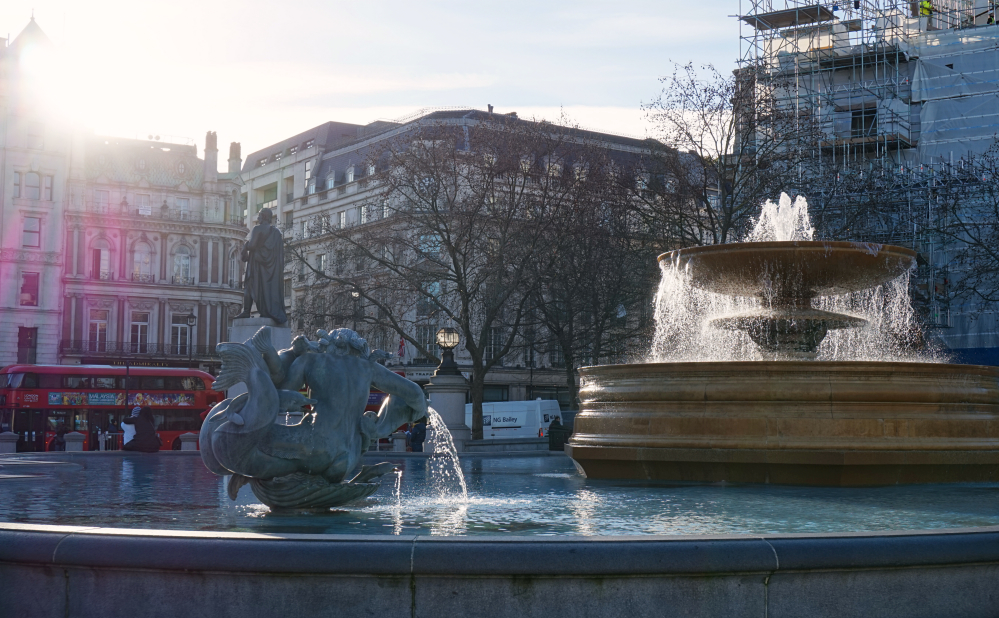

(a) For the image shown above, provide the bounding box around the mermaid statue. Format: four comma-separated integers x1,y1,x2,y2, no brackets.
200,326,427,509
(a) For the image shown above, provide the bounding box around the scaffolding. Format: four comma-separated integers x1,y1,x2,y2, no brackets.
737,0,999,331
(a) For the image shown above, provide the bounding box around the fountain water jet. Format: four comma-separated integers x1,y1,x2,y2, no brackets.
567,194,999,485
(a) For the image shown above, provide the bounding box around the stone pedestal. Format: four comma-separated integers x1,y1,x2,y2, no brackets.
425,372,470,452
226,317,291,398
391,432,408,452
0,432,18,454
64,432,86,452
179,433,199,451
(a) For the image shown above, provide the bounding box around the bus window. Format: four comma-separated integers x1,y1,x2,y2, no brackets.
39,374,62,388
178,376,206,391
93,377,116,389
63,376,89,389
8,373,37,388
0,374,8,389
121,376,140,390
47,410,69,431
141,377,165,390
156,410,202,431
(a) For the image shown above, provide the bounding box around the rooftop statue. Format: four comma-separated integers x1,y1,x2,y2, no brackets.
200,327,428,509
236,208,287,326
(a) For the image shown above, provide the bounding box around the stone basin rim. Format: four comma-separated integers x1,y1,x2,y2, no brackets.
657,240,918,264
578,360,999,375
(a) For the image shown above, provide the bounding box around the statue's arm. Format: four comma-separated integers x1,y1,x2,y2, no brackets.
367,363,428,437
242,226,263,261
278,354,311,392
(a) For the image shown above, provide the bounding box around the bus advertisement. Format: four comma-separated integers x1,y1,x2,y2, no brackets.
0,365,222,452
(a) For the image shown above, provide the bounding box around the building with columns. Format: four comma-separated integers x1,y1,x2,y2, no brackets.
1,19,247,372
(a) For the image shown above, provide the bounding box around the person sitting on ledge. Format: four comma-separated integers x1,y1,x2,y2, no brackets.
122,407,162,453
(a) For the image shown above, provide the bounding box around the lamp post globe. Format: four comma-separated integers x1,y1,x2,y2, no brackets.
435,327,460,375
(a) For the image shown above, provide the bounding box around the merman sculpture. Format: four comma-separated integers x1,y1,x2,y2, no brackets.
200,326,427,509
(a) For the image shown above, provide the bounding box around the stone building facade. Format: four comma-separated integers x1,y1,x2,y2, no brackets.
1,19,247,372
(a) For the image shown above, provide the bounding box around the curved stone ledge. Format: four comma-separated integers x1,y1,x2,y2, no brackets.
2,524,999,617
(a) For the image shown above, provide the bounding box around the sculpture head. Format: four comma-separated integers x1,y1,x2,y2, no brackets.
256,208,274,225
291,335,310,356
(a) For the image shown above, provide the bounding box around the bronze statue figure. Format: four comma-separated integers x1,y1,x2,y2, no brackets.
237,208,287,325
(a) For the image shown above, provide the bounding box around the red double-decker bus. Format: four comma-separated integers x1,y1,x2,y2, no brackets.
0,365,223,452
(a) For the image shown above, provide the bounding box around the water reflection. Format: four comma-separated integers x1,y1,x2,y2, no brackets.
2,454,999,536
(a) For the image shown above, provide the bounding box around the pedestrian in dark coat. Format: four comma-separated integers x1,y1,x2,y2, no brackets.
122,407,161,453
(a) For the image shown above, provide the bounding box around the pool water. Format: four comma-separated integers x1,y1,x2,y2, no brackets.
2,453,999,536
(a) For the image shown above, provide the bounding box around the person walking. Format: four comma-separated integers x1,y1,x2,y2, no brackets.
122,407,161,453
410,420,427,453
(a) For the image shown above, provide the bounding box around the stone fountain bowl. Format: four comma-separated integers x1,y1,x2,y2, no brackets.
566,361,999,486
659,241,917,299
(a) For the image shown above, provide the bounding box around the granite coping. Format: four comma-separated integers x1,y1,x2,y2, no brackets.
2,523,998,576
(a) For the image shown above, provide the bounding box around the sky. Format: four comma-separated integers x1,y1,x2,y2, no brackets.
2,0,741,158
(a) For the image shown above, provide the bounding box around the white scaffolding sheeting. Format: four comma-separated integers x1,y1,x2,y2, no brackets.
918,92,999,158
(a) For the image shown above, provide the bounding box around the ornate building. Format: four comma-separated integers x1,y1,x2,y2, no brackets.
1,19,247,372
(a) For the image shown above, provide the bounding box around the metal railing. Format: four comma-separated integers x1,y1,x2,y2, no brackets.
60,340,220,359
91,270,113,281
131,273,156,283
172,276,195,285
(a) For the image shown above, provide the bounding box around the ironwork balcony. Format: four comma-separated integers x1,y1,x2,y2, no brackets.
60,339,220,359
171,276,195,285
82,202,247,228
91,270,113,281
131,273,156,283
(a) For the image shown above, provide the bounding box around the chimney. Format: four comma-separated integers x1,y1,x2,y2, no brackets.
204,131,219,182
228,142,242,175
488,104,494,115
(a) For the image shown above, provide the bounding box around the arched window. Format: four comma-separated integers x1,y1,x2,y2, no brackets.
92,239,112,280
24,173,40,200
228,250,238,287
173,246,191,284
133,241,153,282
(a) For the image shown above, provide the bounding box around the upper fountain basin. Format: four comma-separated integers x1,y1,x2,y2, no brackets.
659,241,917,300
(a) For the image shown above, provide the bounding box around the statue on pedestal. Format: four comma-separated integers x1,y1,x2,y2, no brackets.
237,208,287,326
200,327,428,509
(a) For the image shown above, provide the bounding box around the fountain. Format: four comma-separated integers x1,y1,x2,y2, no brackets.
567,194,999,485
3,195,999,617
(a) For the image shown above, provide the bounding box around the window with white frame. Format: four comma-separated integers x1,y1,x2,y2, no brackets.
89,309,109,352
337,211,346,229
19,272,39,307
176,197,190,219
137,194,150,216
485,327,504,364
130,312,149,353
132,242,153,281
174,246,192,282
94,189,110,213
170,314,190,355
92,239,112,280
23,173,40,200
326,174,336,191
42,176,52,200
13,172,20,198
346,166,355,183
229,250,239,287
22,217,41,247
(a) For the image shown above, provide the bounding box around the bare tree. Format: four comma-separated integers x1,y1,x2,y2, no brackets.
289,114,606,439
636,62,823,247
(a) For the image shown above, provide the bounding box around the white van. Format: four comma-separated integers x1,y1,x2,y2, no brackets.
464,399,563,439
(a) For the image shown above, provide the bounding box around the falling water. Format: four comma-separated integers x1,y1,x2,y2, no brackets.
651,192,941,363
425,406,469,503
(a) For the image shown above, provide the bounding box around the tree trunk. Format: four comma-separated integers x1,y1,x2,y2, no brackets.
468,369,485,441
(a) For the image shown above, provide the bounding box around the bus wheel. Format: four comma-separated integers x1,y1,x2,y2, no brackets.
171,438,182,451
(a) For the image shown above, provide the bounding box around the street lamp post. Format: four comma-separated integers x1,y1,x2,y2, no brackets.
435,327,460,376
186,311,197,368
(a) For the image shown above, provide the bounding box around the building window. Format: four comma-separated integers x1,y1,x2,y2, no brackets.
132,241,153,281
13,172,20,198
136,194,150,215
42,176,52,200
317,253,328,274
174,246,192,283
304,139,315,149
852,108,878,138
326,174,336,190
17,328,38,364
284,211,293,229
130,312,149,353
289,145,299,155
346,166,355,183
548,340,565,368
88,310,109,352
170,314,190,355
415,324,439,363
136,158,146,170
92,239,112,280
367,164,376,177
22,217,40,247
94,189,110,213
360,204,369,224
485,327,504,364
258,157,268,167
176,197,190,220
177,162,186,175
284,279,292,298
229,250,239,287
19,272,39,306
24,173,40,200
417,282,439,317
